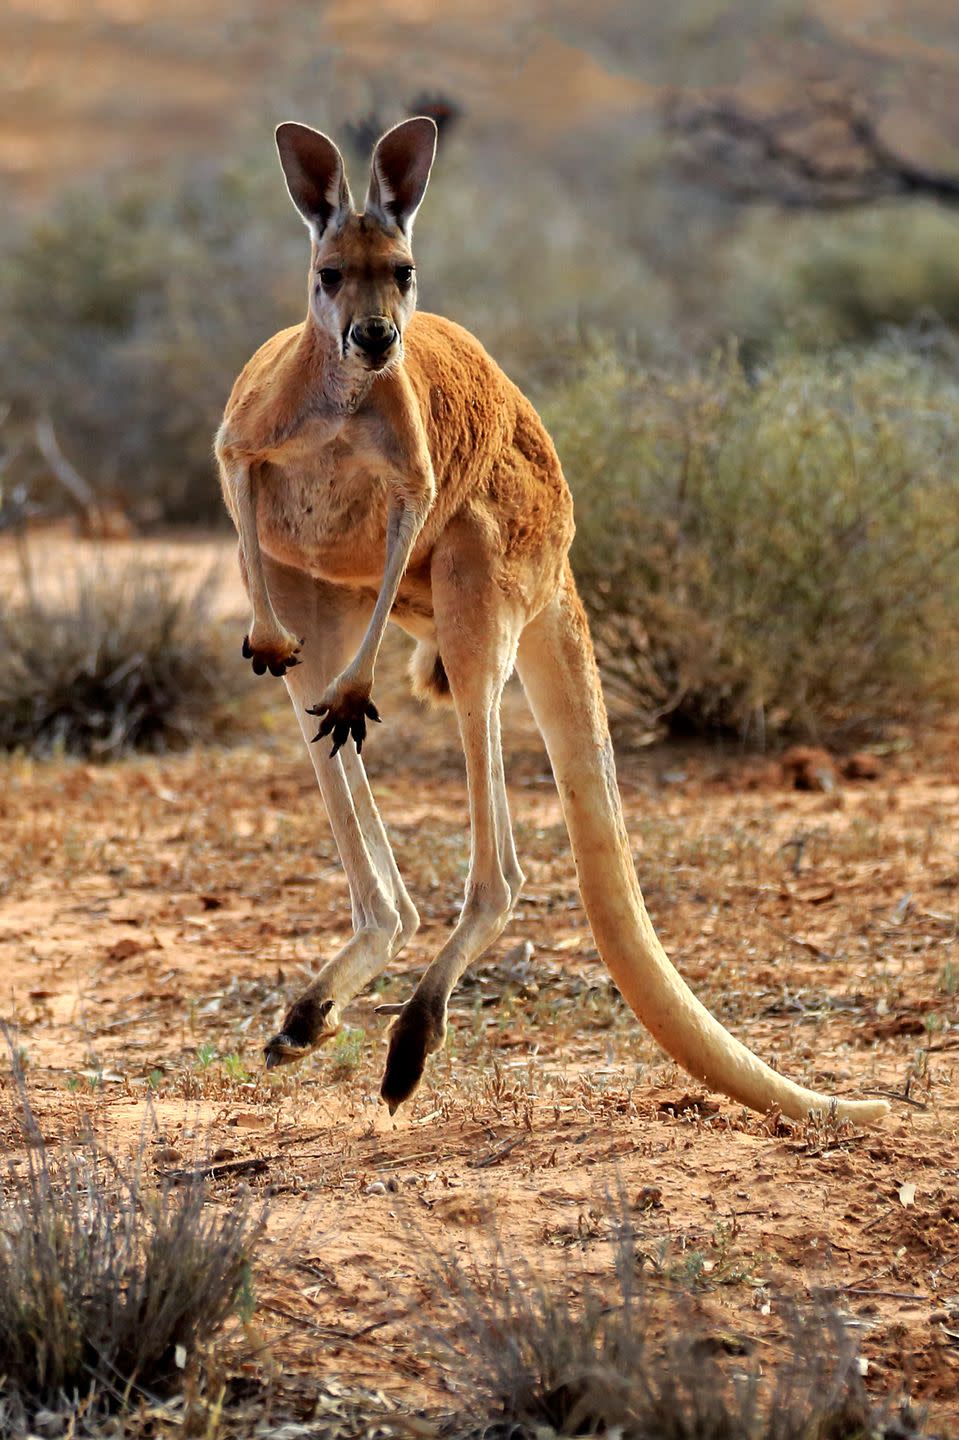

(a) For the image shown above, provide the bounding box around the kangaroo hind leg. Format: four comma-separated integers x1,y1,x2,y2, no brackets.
380,528,525,1111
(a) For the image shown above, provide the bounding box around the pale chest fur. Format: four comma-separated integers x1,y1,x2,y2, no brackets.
255,416,400,585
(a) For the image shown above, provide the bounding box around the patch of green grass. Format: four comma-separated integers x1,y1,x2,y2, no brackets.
327,1025,366,1079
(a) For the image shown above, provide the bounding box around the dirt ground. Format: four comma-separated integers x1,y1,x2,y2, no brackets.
2,535,958,1432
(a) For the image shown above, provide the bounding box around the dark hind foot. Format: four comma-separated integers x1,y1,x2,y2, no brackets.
379,994,447,1114
263,994,340,1070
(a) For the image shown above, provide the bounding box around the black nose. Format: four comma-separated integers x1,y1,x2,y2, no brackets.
351,317,397,357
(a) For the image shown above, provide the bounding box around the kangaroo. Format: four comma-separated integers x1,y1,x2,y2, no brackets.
215,117,889,1125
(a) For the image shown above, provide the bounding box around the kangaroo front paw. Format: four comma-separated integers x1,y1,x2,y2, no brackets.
380,995,447,1114
242,631,302,678
307,685,381,757
263,994,340,1070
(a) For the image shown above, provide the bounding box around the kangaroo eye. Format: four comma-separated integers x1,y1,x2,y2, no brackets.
318,268,342,289
394,264,414,289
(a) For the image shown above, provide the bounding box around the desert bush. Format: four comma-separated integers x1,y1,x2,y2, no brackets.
552,343,959,740
0,559,243,757
722,204,959,356
0,1066,261,1432
427,1220,922,1439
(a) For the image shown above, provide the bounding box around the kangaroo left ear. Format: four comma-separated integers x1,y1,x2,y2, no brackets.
365,117,437,235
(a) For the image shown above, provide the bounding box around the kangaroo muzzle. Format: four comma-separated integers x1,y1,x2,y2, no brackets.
350,316,398,365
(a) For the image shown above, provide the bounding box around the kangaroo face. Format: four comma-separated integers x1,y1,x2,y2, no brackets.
309,217,416,374
275,117,436,381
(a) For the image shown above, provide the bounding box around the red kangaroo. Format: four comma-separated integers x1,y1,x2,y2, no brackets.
215,117,889,1124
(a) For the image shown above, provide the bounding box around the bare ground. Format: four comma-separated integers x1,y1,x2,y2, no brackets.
2,534,958,1432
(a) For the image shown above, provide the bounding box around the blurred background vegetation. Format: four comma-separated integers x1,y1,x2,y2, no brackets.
2,0,959,745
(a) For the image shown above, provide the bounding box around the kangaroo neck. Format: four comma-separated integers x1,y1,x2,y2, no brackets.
298,312,375,418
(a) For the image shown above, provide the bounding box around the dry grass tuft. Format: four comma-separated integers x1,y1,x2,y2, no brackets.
0,1055,262,1433
425,1216,928,1440
0,560,243,757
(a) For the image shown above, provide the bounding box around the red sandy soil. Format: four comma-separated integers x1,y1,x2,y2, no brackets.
1,534,958,1431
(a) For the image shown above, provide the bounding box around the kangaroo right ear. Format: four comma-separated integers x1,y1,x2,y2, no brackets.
275,123,353,239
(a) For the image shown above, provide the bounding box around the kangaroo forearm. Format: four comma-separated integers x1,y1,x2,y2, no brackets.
349,502,424,686
224,459,286,643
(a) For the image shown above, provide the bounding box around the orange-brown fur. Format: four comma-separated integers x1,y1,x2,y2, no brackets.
221,312,571,612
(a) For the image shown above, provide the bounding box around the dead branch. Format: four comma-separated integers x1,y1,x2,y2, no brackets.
34,415,101,517
34,415,132,538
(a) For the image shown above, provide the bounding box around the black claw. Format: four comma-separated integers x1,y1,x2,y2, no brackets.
268,659,286,677
242,635,253,659
329,720,351,757
286,655,301,668
367,700,382,724
252,656,267,676
305,702,326,718
317,713,336,739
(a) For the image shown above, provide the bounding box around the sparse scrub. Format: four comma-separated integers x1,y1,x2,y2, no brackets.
723,205,959,355
426,1221,924,1439
0,165,299,525
0,560,243,757
0,1066,262,1433
553,343,959,740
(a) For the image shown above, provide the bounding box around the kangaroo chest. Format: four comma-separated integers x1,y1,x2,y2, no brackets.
256,418,395,585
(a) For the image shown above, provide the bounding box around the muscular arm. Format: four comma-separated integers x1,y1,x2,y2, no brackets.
217,445,302,676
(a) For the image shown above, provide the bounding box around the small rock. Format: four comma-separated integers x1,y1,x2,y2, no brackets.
365,1180,388,1196
781,746,837,792
658,1092,721,1118
842,751,882,781
105,937,145,963
227,1112,268,1130
634,1185,663,1211
153,1146,183,1166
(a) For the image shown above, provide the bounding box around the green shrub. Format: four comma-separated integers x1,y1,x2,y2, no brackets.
552,343,959,740
0,559,244,757
0,164,299,525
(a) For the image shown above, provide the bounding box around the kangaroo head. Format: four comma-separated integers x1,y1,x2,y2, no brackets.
275,117,437,376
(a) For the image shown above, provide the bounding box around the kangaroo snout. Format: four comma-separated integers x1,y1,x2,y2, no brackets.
351,316,397,361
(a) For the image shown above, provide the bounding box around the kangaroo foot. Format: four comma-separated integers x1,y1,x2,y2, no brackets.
263,993,340,1069
379,993,447,1114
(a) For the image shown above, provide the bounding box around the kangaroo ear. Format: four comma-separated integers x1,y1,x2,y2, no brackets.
275,122,352,239
365,117,437,235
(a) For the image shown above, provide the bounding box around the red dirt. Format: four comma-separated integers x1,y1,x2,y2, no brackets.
2,534,958,1430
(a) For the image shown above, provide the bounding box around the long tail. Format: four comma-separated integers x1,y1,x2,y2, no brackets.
516,563,889,1125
